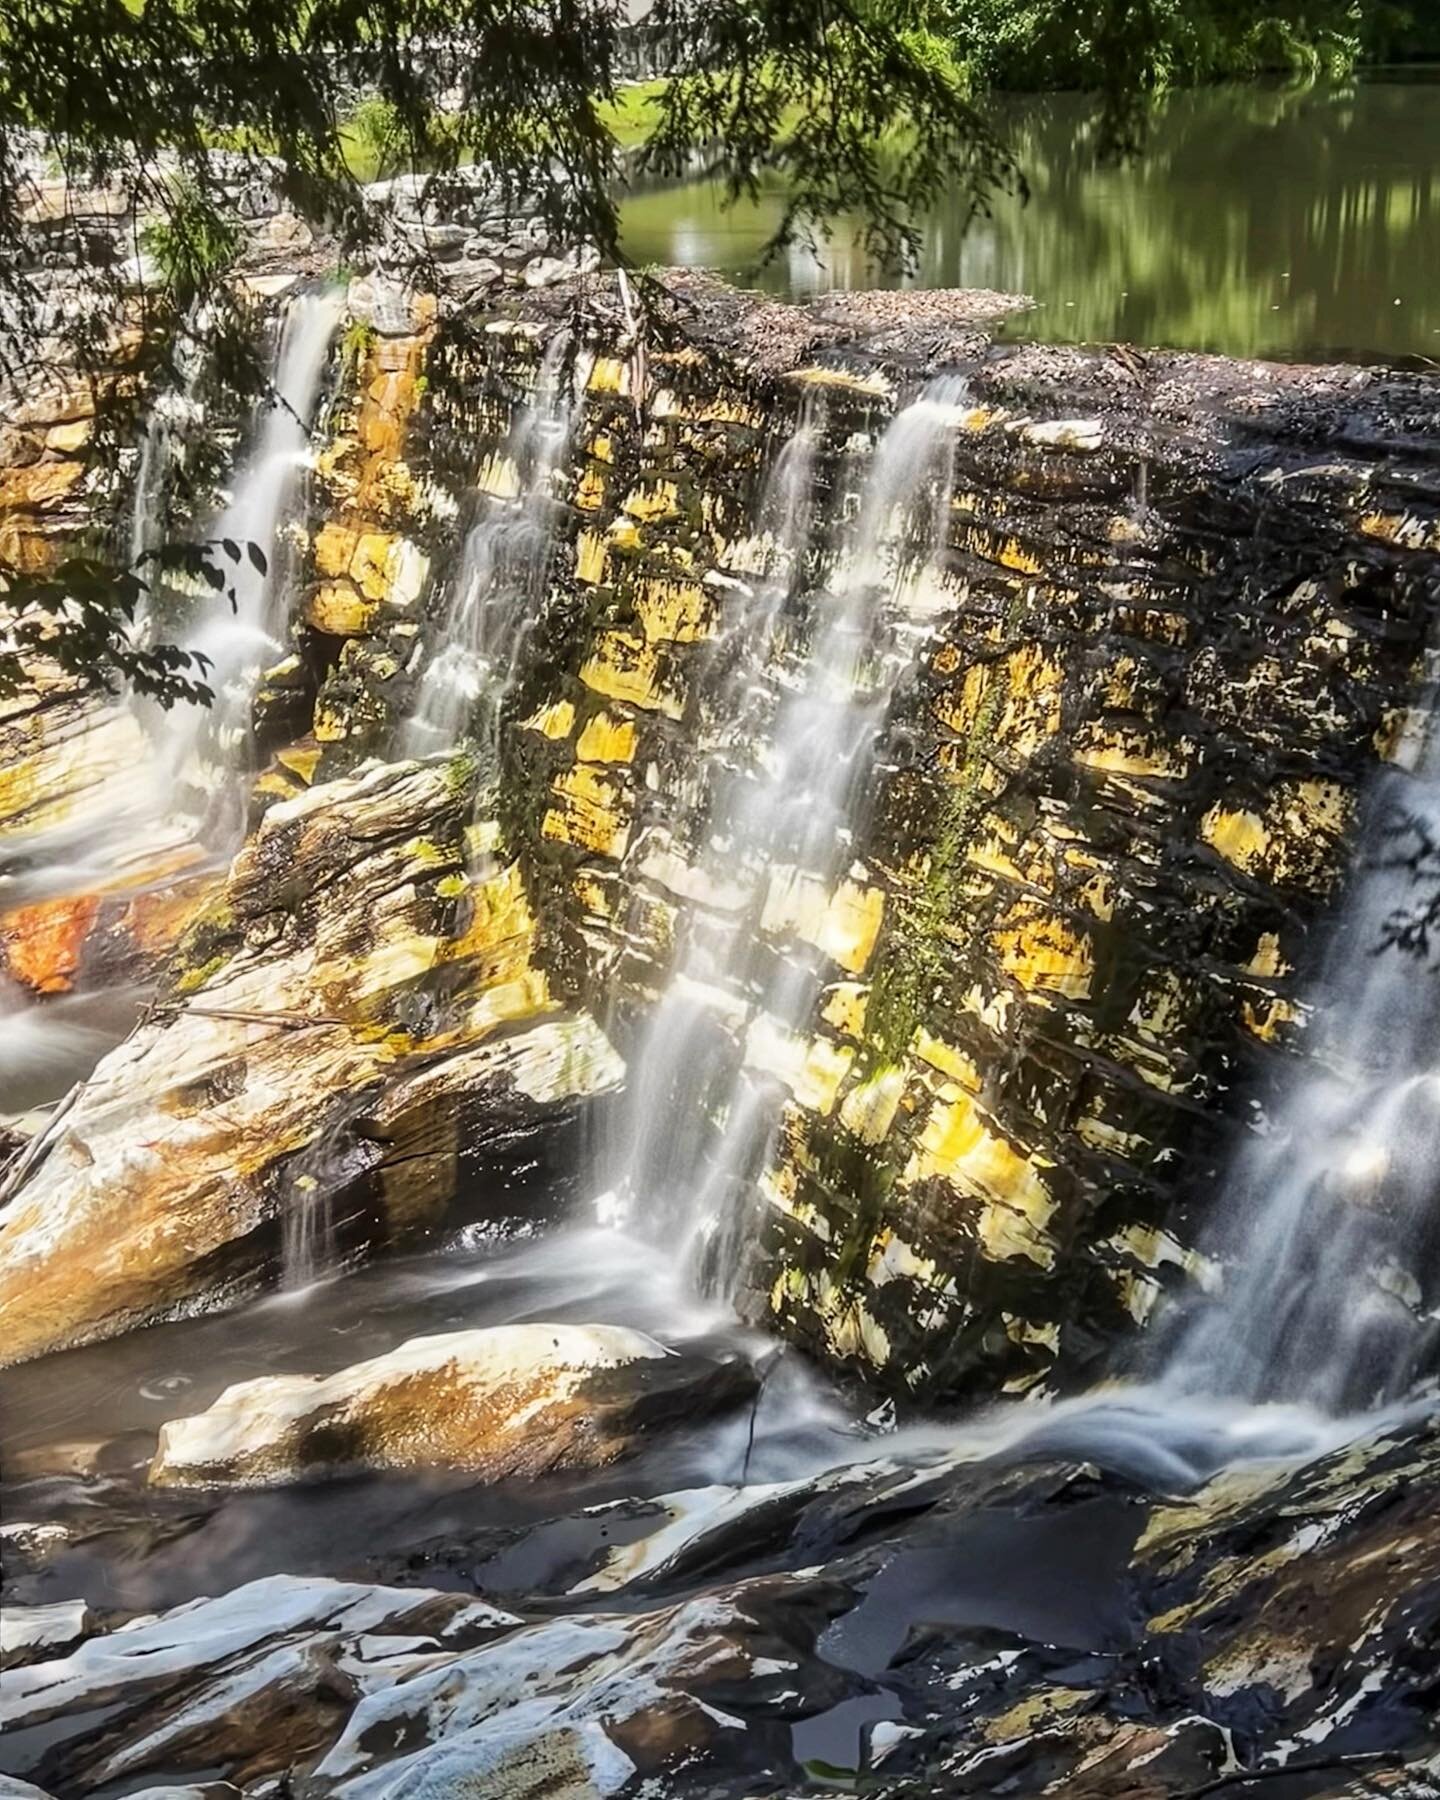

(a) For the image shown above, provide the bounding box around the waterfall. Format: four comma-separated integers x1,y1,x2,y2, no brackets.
606,375,970,1296
1160,704,1440,1413
403,332,581,761
127,328,206,580
160,288,341,824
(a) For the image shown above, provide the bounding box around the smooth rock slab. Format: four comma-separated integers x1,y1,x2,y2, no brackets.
149,1323,756,1488
0,1600,89,1666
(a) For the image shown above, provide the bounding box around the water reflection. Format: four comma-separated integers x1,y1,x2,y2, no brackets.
619,78,1440,362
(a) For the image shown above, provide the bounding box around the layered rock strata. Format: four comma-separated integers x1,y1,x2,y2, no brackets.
149,1322,755,1487
3,268,1439,1396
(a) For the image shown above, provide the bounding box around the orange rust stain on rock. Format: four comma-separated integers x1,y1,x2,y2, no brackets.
1,893,101,993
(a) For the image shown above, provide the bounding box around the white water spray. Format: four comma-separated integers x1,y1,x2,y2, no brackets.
160,289,342,827
1159,709,1440,1412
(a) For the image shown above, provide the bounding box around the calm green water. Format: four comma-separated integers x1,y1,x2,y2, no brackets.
619,78,1440,363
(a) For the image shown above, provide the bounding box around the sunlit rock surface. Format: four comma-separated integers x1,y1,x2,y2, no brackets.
3,269,1439,1396
0,755,622,1364
149,1322,755,1488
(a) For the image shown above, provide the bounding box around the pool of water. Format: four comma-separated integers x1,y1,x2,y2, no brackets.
618,75,1440,363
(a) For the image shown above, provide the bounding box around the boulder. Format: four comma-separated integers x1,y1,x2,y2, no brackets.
149,1323,756,1488
0,1600,90,1667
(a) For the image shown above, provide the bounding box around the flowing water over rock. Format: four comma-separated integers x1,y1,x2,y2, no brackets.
0,290,341,1139
607,376,971,1294
4,273,1440,1797
1159,681,1440,1411
161,287,342,833
402,331,582,762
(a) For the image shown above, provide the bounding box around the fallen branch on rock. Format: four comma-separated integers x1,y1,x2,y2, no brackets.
1176,1748,1405,1798
173,1004,349,1031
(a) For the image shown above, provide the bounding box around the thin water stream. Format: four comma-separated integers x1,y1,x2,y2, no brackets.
403,332,582,762
606,376,971,1294
160,288,342,836
1,290,341,1126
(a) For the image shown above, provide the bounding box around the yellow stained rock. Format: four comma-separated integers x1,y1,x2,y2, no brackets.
585,355,631,395
313,521,358,580
1243,995,1298,1041
542,763,632,859
1276,777,1347,847
580,632,684,719
821,982,869,1039
572,872,613,918
576,710,638,764
575,530,608,585
350,532,396,602
276,746,322,785
477,452,520,500
776,1266,892,1368
574,466,607,512
622,479,681,523
983,1687,1092,1745
1244,931,1290,979
1076,1113,1146,1155
522,699,576,741
788,365,892,397
996,643,1065,754
440,860,537,978
1074,726,1191,782
45,418,92,454
903,1089,1057,1269
0,460,86,509
866,1231,958,1297
305,581,378,637
744,1016,853,1115
967,826,1025,883
650,388,763,428
761,869,886,976
839,1066,905,1145
1201,805,1270,873
1359,510,1440,552
633,577,712,645
912,1030,981,1091
993,908,1093,1000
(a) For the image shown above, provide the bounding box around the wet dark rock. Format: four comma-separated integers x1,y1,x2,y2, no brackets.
3,1413,1438,1796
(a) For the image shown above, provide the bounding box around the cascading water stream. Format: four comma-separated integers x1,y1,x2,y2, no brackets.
0,292,340,1126
1156,691,1440,1413
159,288,342,835
605,376,970,1297
403,332,581,762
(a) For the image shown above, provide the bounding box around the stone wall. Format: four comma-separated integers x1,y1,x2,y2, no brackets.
3,268,1439,1386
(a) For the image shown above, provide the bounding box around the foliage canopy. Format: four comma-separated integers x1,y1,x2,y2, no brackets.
0,0,1401,701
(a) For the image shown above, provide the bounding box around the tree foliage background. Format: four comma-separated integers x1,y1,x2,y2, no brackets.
0,0,1409,701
